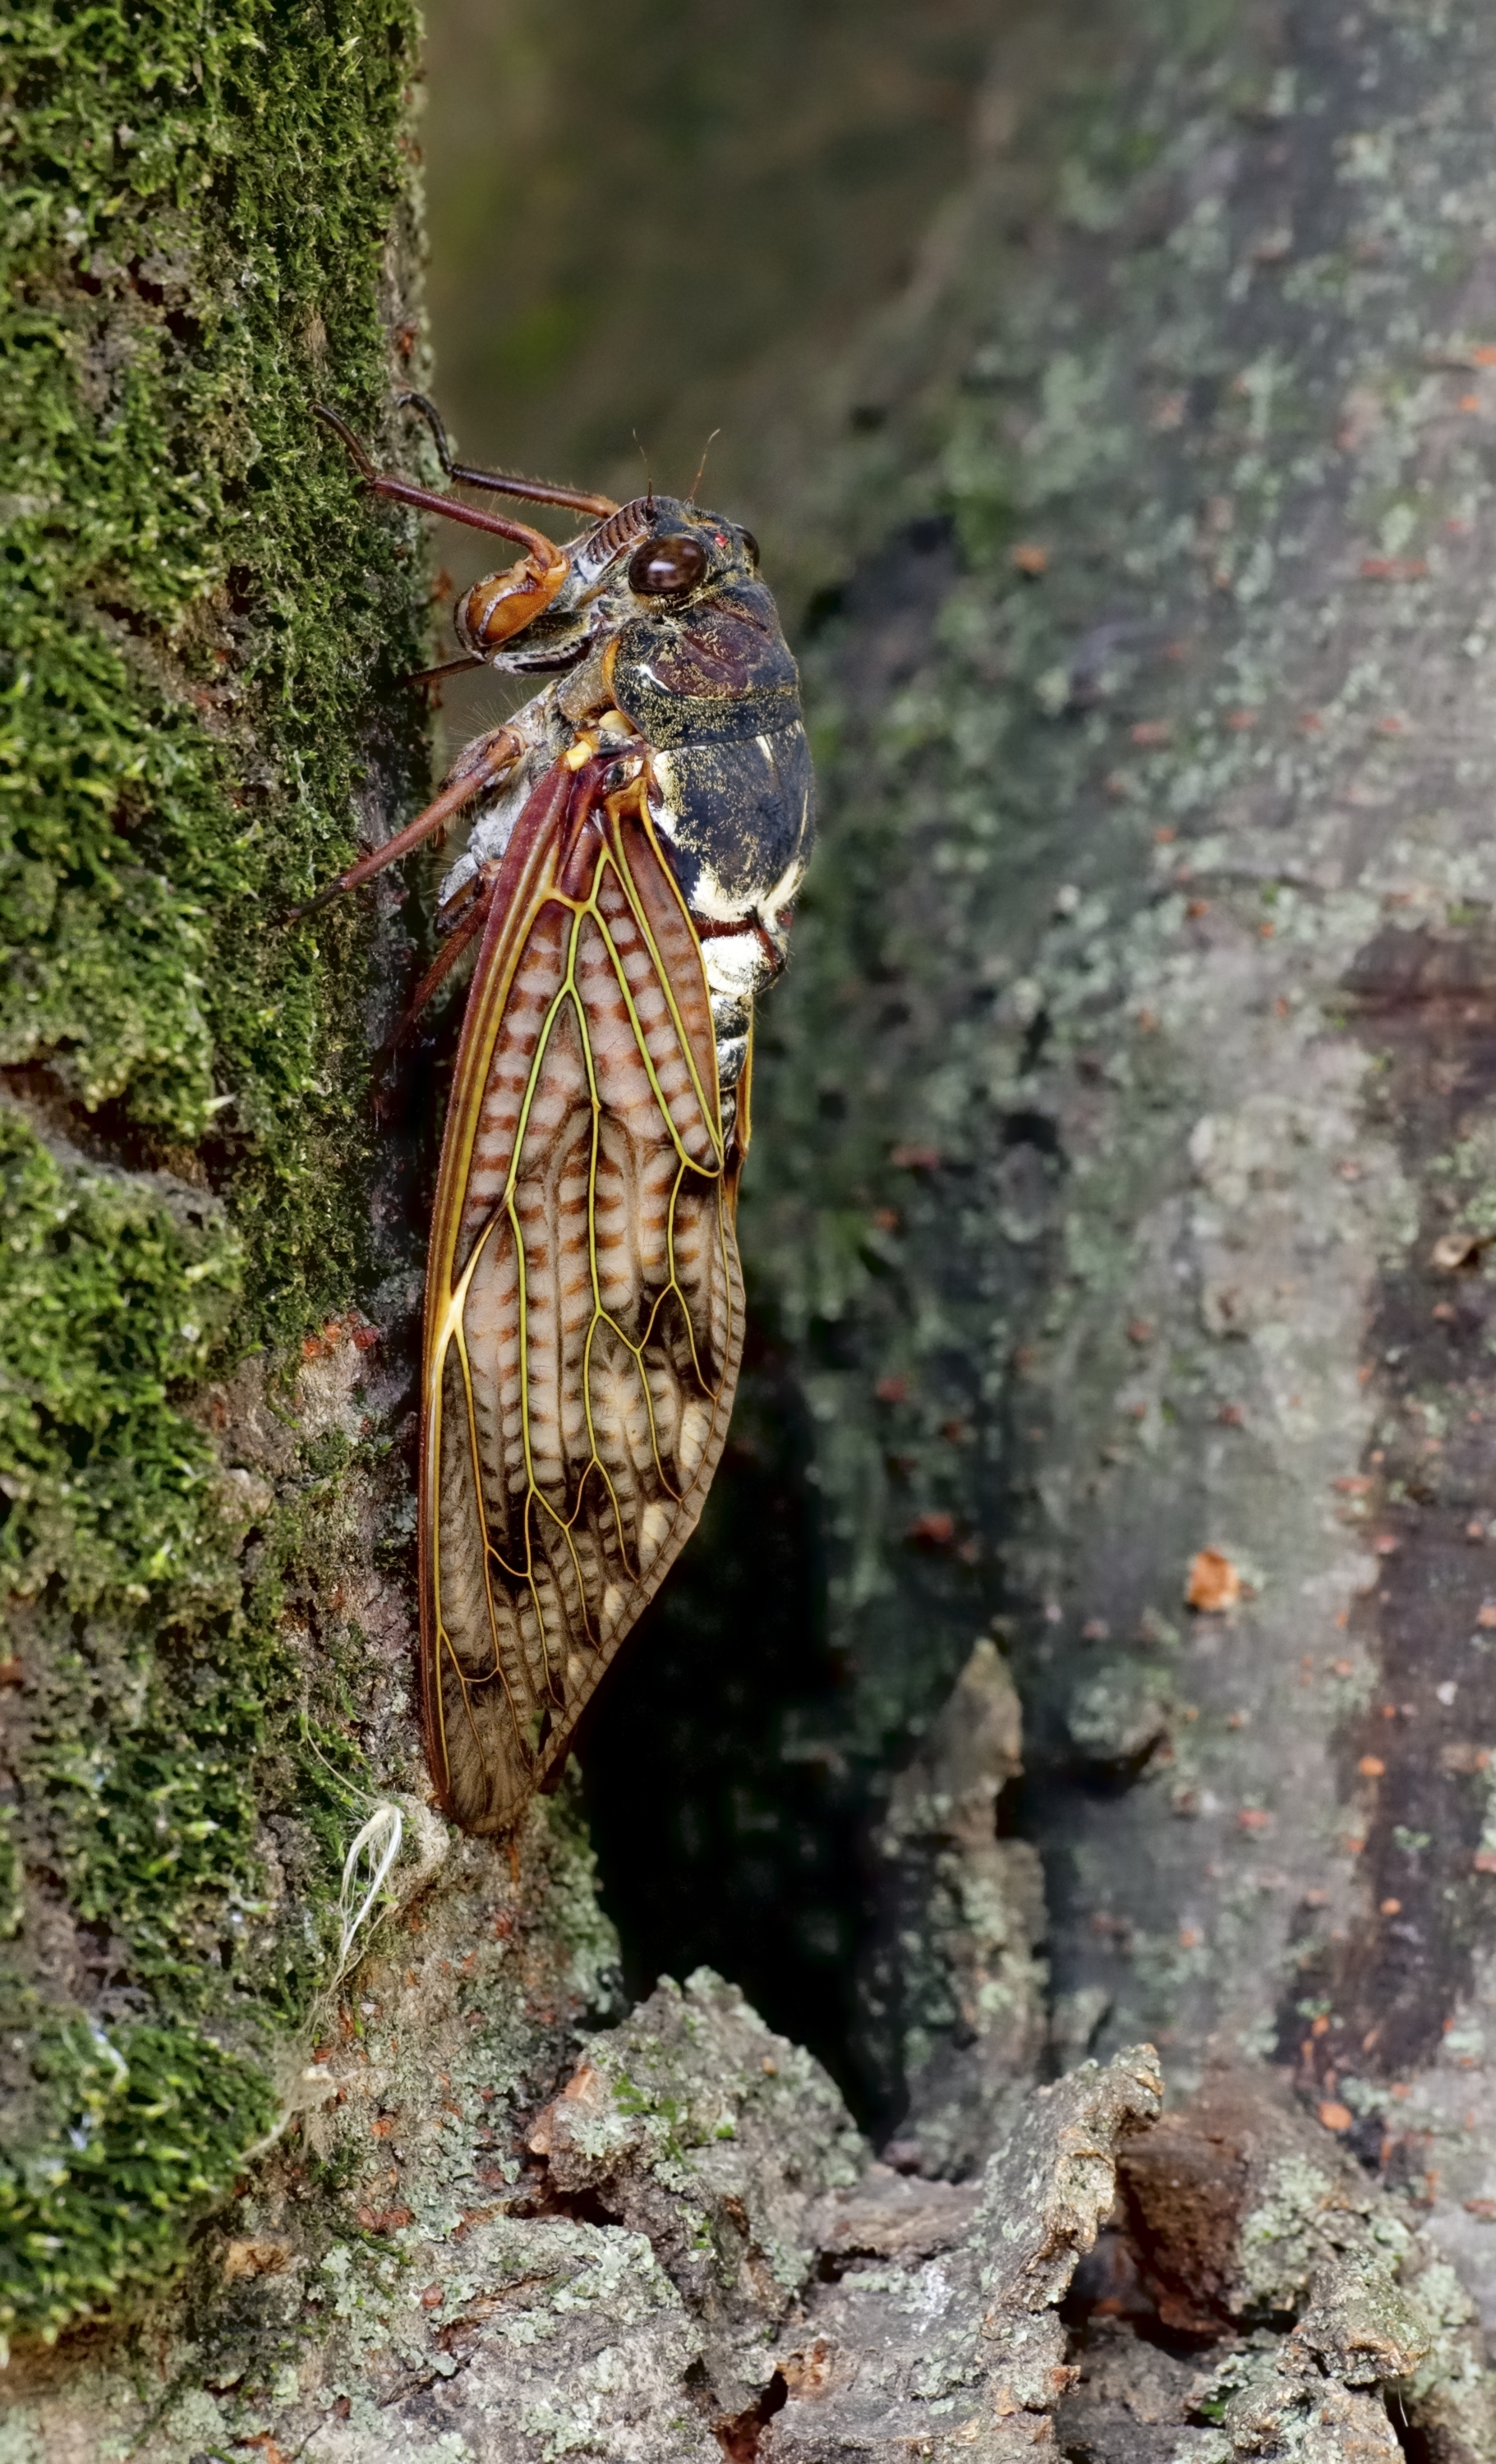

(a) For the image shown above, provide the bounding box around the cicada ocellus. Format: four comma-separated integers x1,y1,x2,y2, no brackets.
305,400,813,1836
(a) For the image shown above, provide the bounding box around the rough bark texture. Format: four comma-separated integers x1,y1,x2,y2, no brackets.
12,0,1496,2455
742,0,1496,2342
862,1635,1049,2181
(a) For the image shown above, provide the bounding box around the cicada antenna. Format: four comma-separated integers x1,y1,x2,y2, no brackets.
633,431,655,517
688,429,720,503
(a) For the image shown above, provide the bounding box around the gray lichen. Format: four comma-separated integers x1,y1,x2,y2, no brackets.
863,1634,1049,2178
527,1968,866,2425
761,2043,1164,2461
1095,2060,1496,2464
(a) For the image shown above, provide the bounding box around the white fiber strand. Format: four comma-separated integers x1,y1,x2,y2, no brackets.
334,1803,404,1979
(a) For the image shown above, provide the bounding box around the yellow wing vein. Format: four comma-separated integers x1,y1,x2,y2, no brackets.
435,911,585,1738
584,858,727,1495
452,1308,536,1762
426,784,744,1827
594,830,724,1170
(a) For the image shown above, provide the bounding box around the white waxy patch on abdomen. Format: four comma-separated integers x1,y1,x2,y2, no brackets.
701,931,771,1004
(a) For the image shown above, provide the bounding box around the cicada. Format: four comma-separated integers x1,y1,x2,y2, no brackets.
306,400,813,1836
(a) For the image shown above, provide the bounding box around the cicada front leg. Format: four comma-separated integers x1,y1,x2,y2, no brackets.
314,402,574,665
313,404,570,559
395,393,618,519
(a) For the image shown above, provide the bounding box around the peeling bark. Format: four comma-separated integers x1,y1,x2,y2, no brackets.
861,1637,1049,2179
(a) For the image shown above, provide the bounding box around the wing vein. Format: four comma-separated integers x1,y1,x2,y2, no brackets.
421,770,745,1833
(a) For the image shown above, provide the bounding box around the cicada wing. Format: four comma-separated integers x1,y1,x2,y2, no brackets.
419,763,743,1835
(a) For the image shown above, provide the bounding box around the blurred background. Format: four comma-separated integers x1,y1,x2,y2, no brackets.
425,0,998,522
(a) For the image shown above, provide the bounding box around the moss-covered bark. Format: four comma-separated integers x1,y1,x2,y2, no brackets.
0,0,433,2345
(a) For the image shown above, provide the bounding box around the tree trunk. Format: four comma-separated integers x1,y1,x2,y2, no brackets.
741,0,1496,2444
757,0,1496,2204
9,1,1496,2457
0,0,456,2373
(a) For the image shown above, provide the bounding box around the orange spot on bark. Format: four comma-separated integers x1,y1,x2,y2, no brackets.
1186,1548,1241,1612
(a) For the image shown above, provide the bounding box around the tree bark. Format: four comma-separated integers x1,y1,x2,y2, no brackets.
0,0,447,2367
11,0,1496,2457
740,0,1496,2442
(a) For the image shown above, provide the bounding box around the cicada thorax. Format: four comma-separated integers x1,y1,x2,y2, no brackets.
441,536,814,1119
601,577,814,1101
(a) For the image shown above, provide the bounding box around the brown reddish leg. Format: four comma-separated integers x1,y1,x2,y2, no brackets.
406,654,485,692
292,726,524,921
396,393,619,519
313,405,565,560
370,871,505,1128
380,873,497,1060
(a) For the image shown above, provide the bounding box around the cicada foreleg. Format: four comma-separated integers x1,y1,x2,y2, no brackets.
312,404,568,559
314,403,573,667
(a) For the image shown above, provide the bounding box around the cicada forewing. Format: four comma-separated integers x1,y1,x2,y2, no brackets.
419,757,745,1834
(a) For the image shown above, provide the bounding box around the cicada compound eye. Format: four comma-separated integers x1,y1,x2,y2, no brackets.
628,533,709,598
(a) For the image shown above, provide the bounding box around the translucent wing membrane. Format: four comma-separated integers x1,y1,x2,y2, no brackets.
421,761,745,1833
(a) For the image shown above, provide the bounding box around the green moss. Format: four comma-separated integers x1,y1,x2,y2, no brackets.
2,0,429,1323
0,2018,278,2346
1,0,430,2344
0,1109,242,1610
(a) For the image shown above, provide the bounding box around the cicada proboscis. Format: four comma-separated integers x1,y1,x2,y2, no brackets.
305,399,813,1836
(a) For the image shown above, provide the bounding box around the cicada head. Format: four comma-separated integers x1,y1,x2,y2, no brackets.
453,493,764,676
581,494,762,605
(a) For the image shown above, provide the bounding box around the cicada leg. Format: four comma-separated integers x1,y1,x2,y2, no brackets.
291,724,524,921
405,653,485,692
396,393,619,519
370,872,500,1122
313,404,565,559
